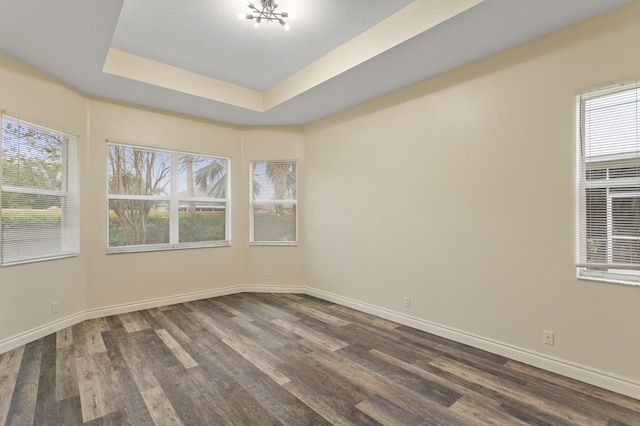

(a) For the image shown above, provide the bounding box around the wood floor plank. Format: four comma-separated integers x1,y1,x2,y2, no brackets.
100,329,155,426
74,320,108,357
189,306,291,385
154,329,198,369
368,348,523,420
505,360,640,415
356,393,445,426
234,292,303,323
119,311,152,334
430,356,609,426
234,369,332,425
255,293,351,327
449,395,531,426
150,364,230,425
0,345,25,425
1,292,637,425
56,326,74,349
339,344,462,407
271,317,349,351
179,339,283,425
330,322,434,364
146,308,192,345
209,298,261,323
189,335,326,425
117,335,163,394
34,333,57,425
56,344,80,402
283,381,363,426
279,350,381,425
326,302,400,330
75,352,119,422
6,339,43,426
223,311,315,359
55,395,84,425
308,346,469,425
140,386,183,426
161,306,208,338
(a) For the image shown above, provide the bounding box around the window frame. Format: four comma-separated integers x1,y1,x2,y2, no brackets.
249,160,298,246
106,142,231,254
1,114,80,266
576,80,640,285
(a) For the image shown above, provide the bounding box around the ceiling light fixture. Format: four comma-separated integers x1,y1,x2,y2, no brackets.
239,0,290,30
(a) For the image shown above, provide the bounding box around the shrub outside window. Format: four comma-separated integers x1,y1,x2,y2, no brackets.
577,80,640,285
250,161,297,245
107,143,229,252
1,115,79,265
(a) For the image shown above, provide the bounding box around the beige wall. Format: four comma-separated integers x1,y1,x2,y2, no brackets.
241,128,306,286
84,100,249,309
0,59,305,343
304,5,640,381
1,2,639,392
0,54,88,339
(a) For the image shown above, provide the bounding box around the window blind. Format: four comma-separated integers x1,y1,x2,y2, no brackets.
577,80,640,283
1,115,79,265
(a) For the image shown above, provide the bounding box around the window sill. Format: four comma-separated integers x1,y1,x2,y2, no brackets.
250,242,298,247
577,269,640,287
1,252,79,267
107,241,231,254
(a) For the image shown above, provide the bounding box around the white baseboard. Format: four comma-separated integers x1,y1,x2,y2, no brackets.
305,287,640,400
0,311,86,354
84,285,247,319
0,284,303,354
1,284,639,400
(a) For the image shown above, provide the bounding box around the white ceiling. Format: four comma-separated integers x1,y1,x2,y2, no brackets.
0,0,633,126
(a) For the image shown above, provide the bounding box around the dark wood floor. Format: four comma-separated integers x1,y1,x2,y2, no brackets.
1,293,639,425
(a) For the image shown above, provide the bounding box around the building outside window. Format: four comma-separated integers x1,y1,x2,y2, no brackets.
577,81,640,285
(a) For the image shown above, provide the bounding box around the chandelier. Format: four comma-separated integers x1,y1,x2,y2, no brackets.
240,0,290,30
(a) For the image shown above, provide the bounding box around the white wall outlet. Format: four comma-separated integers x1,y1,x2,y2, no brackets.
543,330,554,346
403,296,411,308
264,272,271,282
51,302,59,314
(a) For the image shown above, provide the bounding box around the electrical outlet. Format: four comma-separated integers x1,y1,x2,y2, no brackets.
543,330,554,346
403,296,411,308
264,273,271,282
51,302,59,314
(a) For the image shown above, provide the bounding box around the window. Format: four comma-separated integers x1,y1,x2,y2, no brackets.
107,143,230,252
1,115,79,265
577,80,640,284
250,161,297,244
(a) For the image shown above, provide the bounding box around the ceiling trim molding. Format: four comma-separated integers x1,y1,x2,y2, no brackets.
264,0,485,110
102,48,264,111
102,0,485,114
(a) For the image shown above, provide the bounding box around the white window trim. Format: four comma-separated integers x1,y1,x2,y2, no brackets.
249,160,298,246
1,114,80,266
106,141,231,254
576,79,640,286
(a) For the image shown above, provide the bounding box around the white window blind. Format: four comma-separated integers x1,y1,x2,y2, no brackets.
1,115,79,265
250,161,297,244
107,142,230,252
577,80,640,284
